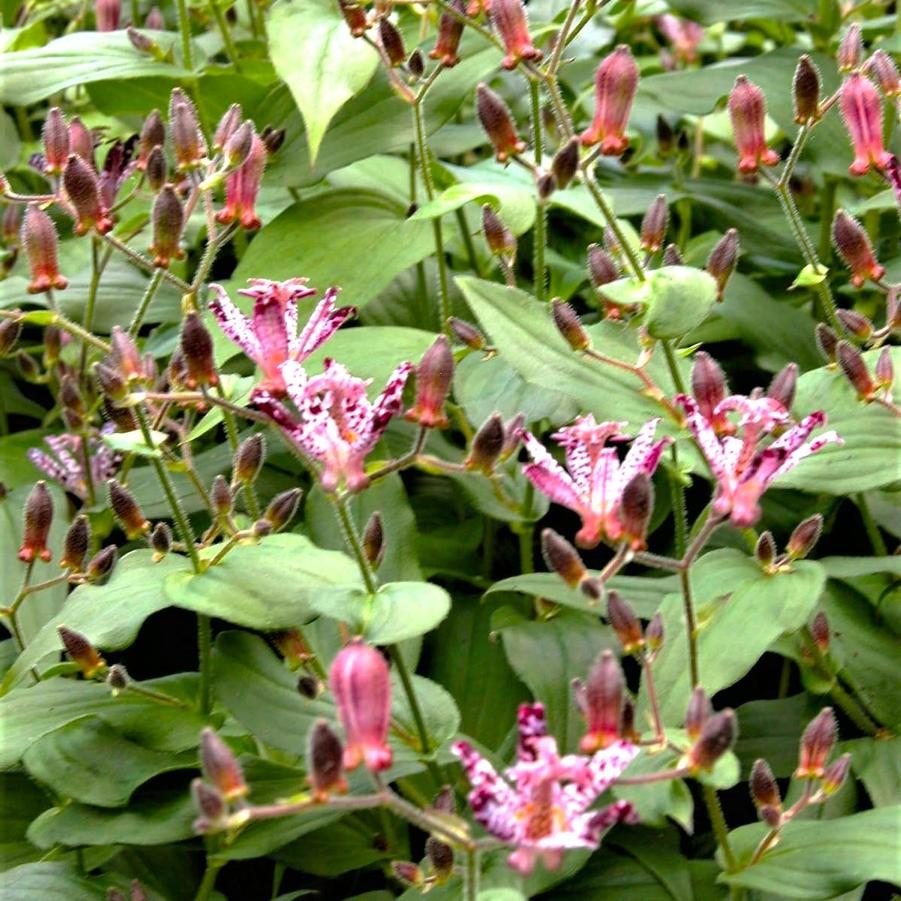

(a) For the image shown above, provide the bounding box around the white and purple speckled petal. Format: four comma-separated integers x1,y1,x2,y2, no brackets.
209,283,262,361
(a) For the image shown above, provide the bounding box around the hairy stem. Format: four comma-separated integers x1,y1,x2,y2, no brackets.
128,266,165,337
703,783,738,872
175,0,193,69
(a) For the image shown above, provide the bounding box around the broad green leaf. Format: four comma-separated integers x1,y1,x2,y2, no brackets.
644,549,826,724
0,863,107,901
411,181,536,237
844,736,901,808
0,675,205,769
392,672,460,754
0,431,60,488
611,750,694,831
671,0,818,23
607,827,695,900
267,0,378,165
0,774,52,872
722,807,901,897
1,550,190,692
733,695,817,777
0,31,191,105
23,716,195,808
164,534,363,631
233,190,435,308
643,267,718,339
776,348,901,495
101,428,168,458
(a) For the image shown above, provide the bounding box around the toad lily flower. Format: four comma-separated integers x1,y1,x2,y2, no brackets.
209,279,355,396
27,425,121,501
255,358,413,493
452,703,638,875
521,415,670,548
676,394,841,527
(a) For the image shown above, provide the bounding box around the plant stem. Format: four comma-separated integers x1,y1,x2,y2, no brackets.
208,0,242,70
194,857,223,901
176,0,193,69
463,848,480,901
582,166,645,281
547,0,583,75
79,429,96,507
678,566,699,687
128,266,165,337
641,655,665,743
668,452,688,559
529,78,547,301
856,493,887,557
104,233,192,293
703,783,738,872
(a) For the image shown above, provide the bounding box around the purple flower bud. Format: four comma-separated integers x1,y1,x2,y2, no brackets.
755,531,776,568
107,663,129,693
767,362,798,411
213,103,243,154
95,0,121,31
619,472,653,551
378,17,406,67
607,591,643,654
464,412,505,473
687,708,736,772
22,206,68,294
210,474,232,518
430,0,464,67
233,433,265,484
63,154,113,235
706,228,739,300
201,727,248,801
492,0,541,69
191,778,227,832
581,650,624,751
796,707,837,779
832,210,885,288
815,323,838,364
477,84,527,162
363,511,385,569
149,184,184,269
541,528,587,588
837,340,874,400
86,544,117,582
875,346,894,389
810,609,830,652
837,23,862,73
587,243,618,288
406,335,453,428
180,312,219,389
68,117,95,167
169,88,207,171
42,108,70,175
58,625,105,676
645,612,664,651
338,0,368,37
821,752,851,794
691,351,729,426
728,76,779,173
793,55,821,124
448,316,486,350
750,758,781,811
663,243,683,266
552,298,590,351
867,49,900,98
426,836,454,881
263,487,302,531
481,204,517,257
581,46,638,156
551,137,580,190
640,194,669,253
137,109,165,170
307,719,348,801
145,146,167,192
391,861,424,887
145,6,164,28
224,120,254,169
840,73,893,176
0,319,21,357
19,480,53,563
150,522,172,559
60,513,90,572
685,686,712,741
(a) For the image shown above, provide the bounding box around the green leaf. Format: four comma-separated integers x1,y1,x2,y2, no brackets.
0,863,107,901
644,550,826,724
0,774,52,872
411,181,536,237
789,263,829,290
392,672,460,753
611,750,694,831
23,716,195,808
0,31,191,105
670,0,818,23
267,0,378,165
1,550,190,692
164,534,363,631
232,190,435,308
101,428,168,458
643,267,718,339
844,736,901,808
722,807,901,897
733,695,817,777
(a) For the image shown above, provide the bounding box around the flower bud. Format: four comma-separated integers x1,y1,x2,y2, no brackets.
815,323,838,364
750,758,781,811
686,708,736,772
330,639,393,771
552,298,590,352
191,778,227,833
837,23,862,72
477,84,527,162
406,48,425,80
108,479,150,538
793,55,821,124
2,203,20,246
269,628,311,670
127,26,158,54
767,362,798,411
606,591,643,654
728,76,779,173
19,480,53,562
875,346,894,390
43,326,62,367
16,350,40,382
620,694,640,744
42,107,70,176
541,528,586,588
213,103,242,154
307,719,348,801
94,361,128,401
581,650,624,751
832,209,884,287
811,609,830,652
216,132,266,231
379,17,406,67
481,204,517,257
645,612,663,651
149,185,184,269
391,862,424,888
587,243,618,289
338,0,368,37
840,73,892,176
464,412,505,473
63,154,113,235
821,752,851,795
59,375,84,432
61,513,90,572
169,88,207,171
448,316,486,350
58,625,105,677
234,433,265,484
22,205,68,294
837,340,874,400
223,120,254,171
201,727,248,801
690,350,728,427
131,880,148,901
551,137,580,190
796,707,837,779
1,319,24,357
95,0,121,31
867,49,900,98
838,310,874,342
662,243,683,267
685,685,711,741
363,511,385,569
86,544,118,582
581,46,638,156
430,0,464,67
406,335,453,428
210,474,232,519
260,127,286,155
536,171,556,200
656,115,674,156
263,487,302,531
180,312,219,389
297,673,322,699
492,0,541,69
756,531,776,569
426,837,454,882
640,194,669,253
706,228,739,301
107,663,129,693
151,521,172,560
619,472,653,550
146,9,165,29
145,146,167,192
68,117,95,167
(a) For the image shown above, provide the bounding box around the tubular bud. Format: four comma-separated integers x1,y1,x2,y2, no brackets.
821,752,851,795
42,108,70,175
60,375,85,431
767,362,798,411
581,650,624,751
691,350,729,426
169,88,207,171
16,350,40,382
224,120,254,170
60,513,90,572
551,137,580,190
330,639,393,772
640,194,669,253
811,610,830,652
145,146,167,192
68,117,95,167
621,694,640,744
58,625,105,677
0,319,21,356
867,49,900,98
607,591,643,654
107,663,129,693
2,204,20,246
407,49,425,80
796,707,837,779
149,185,185,268
541,528,587,588
180,312,219,389
210,474,232,518
307,719,348,801
137,110,165,171
875,346,894,390
95,0,121,31
815,323,838,364
260,126,286,155
755,531,776,569
378,17,406,67
619,472,653,550
150,521,172,560
552,298,590,351
837,23,862,72
19,480,53,563
448,316,486,350
94,361,128,401
191,778,227,833
685,686,712,741
645,612,663,652
686,708,736,772
481,204,517,257
793,55,821,124
213,103,243,154
477,84,527,162
338,0,368,37
728,76,779,173
837,308,873,340
787,513,823,560
832,209,884,287
406,334,454,428
750,758,781,811
86,545,117,582
492,0,541,70
263,487,302,531
22,205,68,294
464,412,505,474
430,0,464,67
837,340,874,400
706,228,739,301
587,243,619,288
581,46,638,155
363,511,385,569
201,727,248,801
392,862,424,888
234,433,266,484
840,73,892,176
426,837,454,882
216,132,266,230
63,154,113,235
662,243,684,266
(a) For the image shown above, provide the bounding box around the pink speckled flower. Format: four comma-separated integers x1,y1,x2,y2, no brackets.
521,416,670,548
452,703,638,875
216,132,267,230
840,73,894,177
27,424,121,501
676,394,841,527
209,279,355,397
256,358,413,492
